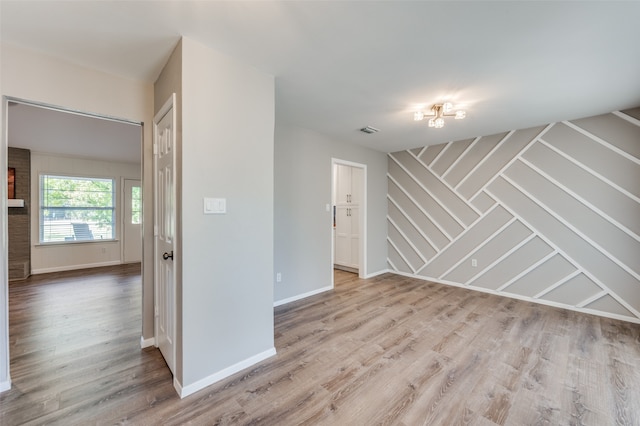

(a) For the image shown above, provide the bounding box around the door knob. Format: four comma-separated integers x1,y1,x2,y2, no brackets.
163,251,173,260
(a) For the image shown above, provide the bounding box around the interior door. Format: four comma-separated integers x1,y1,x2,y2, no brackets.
334,205,351,266
336,164,351,204
349,205,360,268
123,179,142,263
153,94,176,375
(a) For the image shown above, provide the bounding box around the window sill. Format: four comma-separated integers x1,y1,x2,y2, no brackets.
35,239,119,247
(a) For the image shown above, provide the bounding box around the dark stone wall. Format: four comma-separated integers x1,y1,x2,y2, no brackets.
8,147,30,280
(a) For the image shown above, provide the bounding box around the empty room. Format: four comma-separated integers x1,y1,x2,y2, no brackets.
1,1,639,425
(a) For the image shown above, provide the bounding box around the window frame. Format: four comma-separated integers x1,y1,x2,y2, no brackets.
38,173,117,244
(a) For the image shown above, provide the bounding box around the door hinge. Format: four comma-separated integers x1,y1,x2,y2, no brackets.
153,143,158,156
154,225,158,237
154,306,159,316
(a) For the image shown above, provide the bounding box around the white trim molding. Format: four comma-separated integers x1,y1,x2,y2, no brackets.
140,336,155,349
390,270,640,325
362,269,390,279
0,379,11,393
177,347,277,398
274,286,333,307
31,260,122,275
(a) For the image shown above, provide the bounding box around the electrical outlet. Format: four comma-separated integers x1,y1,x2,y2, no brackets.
471,259,477,267
276,273,282,283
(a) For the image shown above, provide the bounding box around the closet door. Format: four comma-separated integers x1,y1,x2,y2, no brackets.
350,167,363,205
334,163,361,270
336,164,352,204
348,205,360,269
335,205,359,268
334,205,352,266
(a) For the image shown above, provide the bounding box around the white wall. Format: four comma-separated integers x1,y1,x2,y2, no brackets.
0,42,154,390
30,152,140,274
274,124,388,305
178,37,275,394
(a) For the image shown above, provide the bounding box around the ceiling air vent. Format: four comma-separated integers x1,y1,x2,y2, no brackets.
360,126,380,134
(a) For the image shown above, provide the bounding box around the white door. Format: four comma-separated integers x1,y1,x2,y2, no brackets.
350,167,363,204
335,205,352,266
335,205,359,268
123,179,142,263
336,164,351,204
349,205,360,268
333,163,363,271
154,94,176,375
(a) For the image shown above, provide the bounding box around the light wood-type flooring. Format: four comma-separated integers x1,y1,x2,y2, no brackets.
1,265,639,425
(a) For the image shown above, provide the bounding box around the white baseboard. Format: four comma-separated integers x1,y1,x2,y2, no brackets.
362,268,390,279
273,285,333,307
32,260,122,275
140,336,155,348
177,347,277,398
0,379,11,393
173,377,184,398
272,271,390,308
388,271,640,325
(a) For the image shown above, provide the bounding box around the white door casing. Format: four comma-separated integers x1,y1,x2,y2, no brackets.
153,94,177,375
123,179,142,263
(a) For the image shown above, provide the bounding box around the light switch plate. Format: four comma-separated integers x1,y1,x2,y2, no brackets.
204,197,226,214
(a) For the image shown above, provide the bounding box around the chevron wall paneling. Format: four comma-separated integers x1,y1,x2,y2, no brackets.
387,108,640,323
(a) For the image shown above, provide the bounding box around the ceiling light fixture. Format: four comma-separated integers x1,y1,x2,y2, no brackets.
414,103,466,128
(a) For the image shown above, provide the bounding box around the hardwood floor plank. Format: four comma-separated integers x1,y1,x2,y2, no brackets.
562,355,610,425
1,267,639,425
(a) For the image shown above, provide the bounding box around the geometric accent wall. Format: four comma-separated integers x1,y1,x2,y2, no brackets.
387,108,640,323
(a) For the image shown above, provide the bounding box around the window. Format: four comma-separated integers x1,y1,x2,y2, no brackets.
40,174,115,243
131,185,141,224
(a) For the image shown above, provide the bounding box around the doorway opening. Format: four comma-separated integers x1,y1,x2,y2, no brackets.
331,159,367,288
2,96,144,392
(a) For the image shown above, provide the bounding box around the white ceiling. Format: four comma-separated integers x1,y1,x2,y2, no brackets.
7,102,142,164
2,1,640,153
